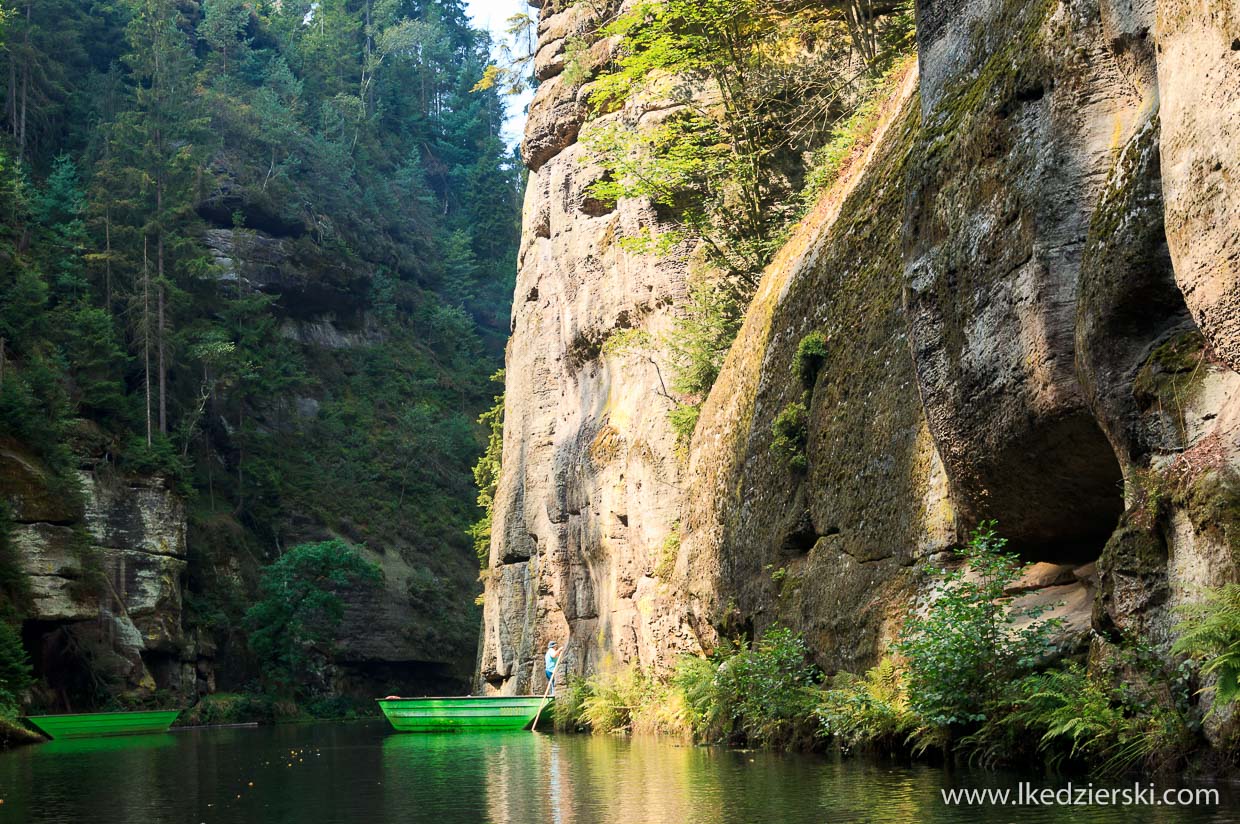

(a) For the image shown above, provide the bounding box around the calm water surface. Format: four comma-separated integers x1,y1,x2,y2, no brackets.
0,721,1235,823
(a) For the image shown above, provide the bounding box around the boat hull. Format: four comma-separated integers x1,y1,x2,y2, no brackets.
24,710,181,740
377,697,551,733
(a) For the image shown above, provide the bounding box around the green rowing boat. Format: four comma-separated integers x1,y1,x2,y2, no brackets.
24,709,181,740
377,696,551,733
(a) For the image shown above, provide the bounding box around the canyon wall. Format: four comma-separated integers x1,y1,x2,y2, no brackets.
478,0,701,694
482,0,1240,713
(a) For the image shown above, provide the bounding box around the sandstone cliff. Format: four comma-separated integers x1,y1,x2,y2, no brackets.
480,0,1240,734
478,0,702,694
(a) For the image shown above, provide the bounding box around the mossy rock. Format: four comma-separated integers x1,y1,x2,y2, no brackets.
1133,330,1208,411
1099,516,1168,575
1175,470,1240,563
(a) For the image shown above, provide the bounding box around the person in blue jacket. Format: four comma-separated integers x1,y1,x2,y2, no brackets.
545,641,560,695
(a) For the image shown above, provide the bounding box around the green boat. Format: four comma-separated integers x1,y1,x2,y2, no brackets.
377,696,552,733
24,709,181,740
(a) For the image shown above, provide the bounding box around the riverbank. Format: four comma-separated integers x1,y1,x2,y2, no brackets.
173,692,381,728
0,714,44,748
553,527,1238,778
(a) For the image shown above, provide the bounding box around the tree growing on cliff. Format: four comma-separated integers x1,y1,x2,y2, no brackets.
244,540,382,698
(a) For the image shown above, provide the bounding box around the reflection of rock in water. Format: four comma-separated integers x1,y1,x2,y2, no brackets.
482,734,560,823
548,740,565,824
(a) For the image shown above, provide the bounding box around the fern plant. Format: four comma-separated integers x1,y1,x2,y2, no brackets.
1173,583,1240,705
817,657,915,750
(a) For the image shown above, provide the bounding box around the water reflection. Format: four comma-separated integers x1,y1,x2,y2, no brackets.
0,722,1234,823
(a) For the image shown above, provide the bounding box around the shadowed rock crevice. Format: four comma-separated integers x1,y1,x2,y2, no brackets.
942,412,1123,564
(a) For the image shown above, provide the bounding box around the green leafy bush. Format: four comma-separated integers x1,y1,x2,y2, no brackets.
896,522,1059,727
770,401,808,472
469,371,505,568
816,657,915,751
793,332,828,390
0,502,32,619
666,277,745,405
1173,583,1240,705
680,628,822,749
668,403,702,447
244,540,382,698
968,652,1196,776
555,665,691,737
178,692,277,727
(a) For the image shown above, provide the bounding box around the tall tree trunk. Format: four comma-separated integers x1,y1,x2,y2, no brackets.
157,231,167,436
104,210,113,308
17,3,30,159
8,58,15,141
143,237,153,447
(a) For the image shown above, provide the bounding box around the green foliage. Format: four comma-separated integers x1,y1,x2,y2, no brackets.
601,328,652,356
243,540,382,698
580,0,915,405
557,628,821,748
793,332,829,391
555,664,692,737
895,522,1060,727
654,522,680,582
816,657,915,751
179,692,278,727
1173,583,1240,706
668,402,702,447
770,400,808,472
0,501,32,621
0,620,33,715
677,628,822,749
665,276,744,401
967,646,1197,776
469,370,505,568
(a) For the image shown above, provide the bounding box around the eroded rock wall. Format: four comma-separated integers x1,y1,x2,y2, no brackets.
477,0,704,694
483,0,1240,715
1,440,201,699
682,66,953,673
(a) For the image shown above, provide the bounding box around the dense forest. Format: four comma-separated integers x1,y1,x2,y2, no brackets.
0,0,521,714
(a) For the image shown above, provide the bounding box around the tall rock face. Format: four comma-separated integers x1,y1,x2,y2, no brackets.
1,439,201,701
483,0,1240,723
478,0,701,694
904,0,1240,675
683,66,954,675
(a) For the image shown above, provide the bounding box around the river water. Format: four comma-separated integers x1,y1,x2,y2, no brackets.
0,721,1234,823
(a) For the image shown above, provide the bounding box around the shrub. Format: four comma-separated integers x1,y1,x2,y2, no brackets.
552,674,593,731
178,692,277,727
896,522,1059,728
556,665,691,737
770,401,808,472
0,621,33,716
793,332,828,390
668,402,702,446
655,524,680,582
244,540,382,698
0,501,32,619
817,657,915,751
666,277,745,406
1173,582,1240,705
681,628,822,749
969,654,1196,776
469,371,505,569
